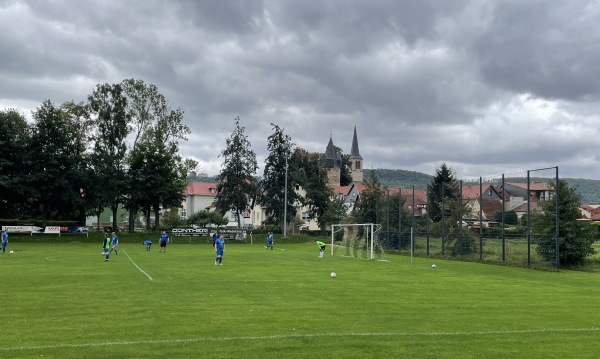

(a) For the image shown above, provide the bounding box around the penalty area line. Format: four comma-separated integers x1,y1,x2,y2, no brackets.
2,327,598,352
122,249,153,281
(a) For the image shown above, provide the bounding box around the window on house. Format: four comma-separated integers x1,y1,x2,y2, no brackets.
302,211,309,220
488,189,492,196
356,161,360,170
295,184,300,190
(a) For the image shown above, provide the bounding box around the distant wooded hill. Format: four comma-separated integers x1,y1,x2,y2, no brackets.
189,169,600,205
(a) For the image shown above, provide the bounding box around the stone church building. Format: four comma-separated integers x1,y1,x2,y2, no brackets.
321,126,363,188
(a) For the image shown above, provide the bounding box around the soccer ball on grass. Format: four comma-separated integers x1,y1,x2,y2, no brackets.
431,264,436,269
330,272,336,278
10,250,14,254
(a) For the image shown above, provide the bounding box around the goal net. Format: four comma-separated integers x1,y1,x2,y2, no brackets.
330,223,388,261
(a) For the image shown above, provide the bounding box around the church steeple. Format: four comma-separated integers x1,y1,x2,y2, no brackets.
349,126,363,182
350,126,362,160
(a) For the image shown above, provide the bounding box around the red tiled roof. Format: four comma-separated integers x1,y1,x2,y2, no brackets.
387,187,427,206
508,182,552,191
590,207,600,220
513,202,540,212
481,198,503,219
462,184,493,199
334,185,352,196
352,182,367,193
184,182,218,196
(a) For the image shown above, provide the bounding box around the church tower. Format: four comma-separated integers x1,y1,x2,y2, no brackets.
321,136,342,188
349,126,363,182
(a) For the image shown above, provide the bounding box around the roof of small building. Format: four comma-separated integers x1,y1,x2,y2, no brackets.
184,182,218,196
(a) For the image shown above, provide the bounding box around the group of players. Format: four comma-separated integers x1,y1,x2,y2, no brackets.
97,229,327,264
102,230,170,261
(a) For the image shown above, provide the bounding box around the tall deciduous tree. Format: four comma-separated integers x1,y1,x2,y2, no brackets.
216,117,258,229
27,100,89,224
290,148,333,229
532,179,597,266
352,169,386,224
121,79,191,231
0,109,30,218
260,123,298,229
88,83,130,231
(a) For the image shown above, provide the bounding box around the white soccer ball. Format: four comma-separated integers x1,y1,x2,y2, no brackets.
10,250,14,254
330,272,336,278
432,264,436,269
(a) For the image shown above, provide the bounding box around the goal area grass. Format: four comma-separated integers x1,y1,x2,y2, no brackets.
2,239,600,358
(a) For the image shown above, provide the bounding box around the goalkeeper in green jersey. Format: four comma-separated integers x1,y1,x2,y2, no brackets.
316,240,326,258
103,232,111,261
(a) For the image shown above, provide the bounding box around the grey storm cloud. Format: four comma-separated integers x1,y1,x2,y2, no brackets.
1,0,600,180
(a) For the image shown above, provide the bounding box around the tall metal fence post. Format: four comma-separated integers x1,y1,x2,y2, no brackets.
502,174,505,262
555,166,560,270
441,183,445,256
479,177,483,260
527,170,531,267
459,180,463,255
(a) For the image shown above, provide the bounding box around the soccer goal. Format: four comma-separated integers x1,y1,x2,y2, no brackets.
330,223,388,261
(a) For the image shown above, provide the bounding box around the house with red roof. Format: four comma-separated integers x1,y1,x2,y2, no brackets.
501,182,552,210
183,181,252,228
461,183,504,222
386,187,428,216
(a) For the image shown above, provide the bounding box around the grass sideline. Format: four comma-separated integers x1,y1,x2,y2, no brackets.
2,240,600,358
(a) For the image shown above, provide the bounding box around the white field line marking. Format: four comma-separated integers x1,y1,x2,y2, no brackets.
1,327,598,352
122,249,153,281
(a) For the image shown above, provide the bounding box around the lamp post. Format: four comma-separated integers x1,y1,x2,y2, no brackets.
283,152,288,239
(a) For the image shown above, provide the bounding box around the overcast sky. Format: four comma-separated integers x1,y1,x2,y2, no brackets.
2,0,600,181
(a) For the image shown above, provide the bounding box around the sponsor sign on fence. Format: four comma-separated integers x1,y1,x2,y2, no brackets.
2,226,32,233
170,228,246,240
171,228,209,237
1,225,88,236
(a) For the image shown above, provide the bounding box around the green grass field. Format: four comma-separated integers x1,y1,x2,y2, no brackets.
2,237,600,358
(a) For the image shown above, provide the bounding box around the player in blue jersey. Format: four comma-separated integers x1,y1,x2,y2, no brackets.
266,232,273,250
214,234,225,265
158,231,169,253
1,229,8,254
144,240,152,251
210,231,218,247
109,232,119,255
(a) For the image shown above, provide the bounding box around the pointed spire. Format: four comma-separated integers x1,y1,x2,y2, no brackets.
325,136,337,160
350,126,362,159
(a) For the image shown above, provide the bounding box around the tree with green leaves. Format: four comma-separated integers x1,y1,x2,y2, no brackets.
0,109,31,218
187,210,228,228
494,210,518,225
216,117,258,229
351,169,386,225
320,195,348,228
260,124,298,230
88,83,130,231
532,179,597,266
27,100,90,224
426,163,460,222
289,148,334,229
119,79,191,232
160,207,185,229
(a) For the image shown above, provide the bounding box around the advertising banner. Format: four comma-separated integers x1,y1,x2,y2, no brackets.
44,226,61,234
1,226,32,233
171,228,209,237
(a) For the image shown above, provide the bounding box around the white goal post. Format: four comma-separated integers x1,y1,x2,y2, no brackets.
330,223,387,261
